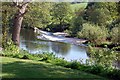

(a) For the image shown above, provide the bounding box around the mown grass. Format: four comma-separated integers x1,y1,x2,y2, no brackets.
1,56,107,79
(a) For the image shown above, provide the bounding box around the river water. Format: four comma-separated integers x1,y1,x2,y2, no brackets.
20,29,89,62
20,29,120,68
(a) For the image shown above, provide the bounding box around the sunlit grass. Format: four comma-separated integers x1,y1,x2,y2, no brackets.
71,3,88,12
1,56,107,79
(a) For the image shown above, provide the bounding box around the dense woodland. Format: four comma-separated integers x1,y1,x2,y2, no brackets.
1,1,120,80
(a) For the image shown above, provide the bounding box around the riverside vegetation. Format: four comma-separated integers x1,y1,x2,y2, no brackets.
1,41,120,80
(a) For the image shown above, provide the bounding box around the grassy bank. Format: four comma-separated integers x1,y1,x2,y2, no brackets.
1,56,106,79
1,48,120,80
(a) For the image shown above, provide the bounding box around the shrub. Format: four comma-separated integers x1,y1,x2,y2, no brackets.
110,26,120,44
4,39,19,54
65,60,81,69
53,58,69,67
87,46,118,68
77,23,108,45
40,52,56,61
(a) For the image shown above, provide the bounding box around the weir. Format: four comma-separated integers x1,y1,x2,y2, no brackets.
34,27,88,46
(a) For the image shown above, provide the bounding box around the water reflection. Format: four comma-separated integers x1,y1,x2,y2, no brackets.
20,29,88,61
51,42,71,55
20,29,36,41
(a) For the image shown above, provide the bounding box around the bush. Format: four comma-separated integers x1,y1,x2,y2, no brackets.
77,23,108,45
53,58,69,67
110,26,120,44
65,60,81,69
39,52,56,61
87,46,118,68
4,39,19,54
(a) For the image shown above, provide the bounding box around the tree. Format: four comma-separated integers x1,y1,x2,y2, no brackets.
23,2,52,29
70,16,84,37
110,24,120,44
12,0,30,46
2,2,14,48
2,10,8,48
51,2,73,31
69,6,85,37
84,2,118,26
77,23,108,45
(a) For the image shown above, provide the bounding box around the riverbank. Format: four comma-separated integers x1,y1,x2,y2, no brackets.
1,49,120,80
1,56,106,79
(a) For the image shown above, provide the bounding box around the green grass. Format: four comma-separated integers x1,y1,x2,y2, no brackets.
71,3,88,12
1,56,107,79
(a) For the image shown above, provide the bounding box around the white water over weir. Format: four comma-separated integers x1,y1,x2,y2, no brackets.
34,27,88,46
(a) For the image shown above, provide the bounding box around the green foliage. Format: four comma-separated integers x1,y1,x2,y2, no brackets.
2,2,17,29
69,2,119,43
88,46,118,68
85,2,118,26
23,2,52,29
112,46,120,51
3,38,19,54
70,16,84,36
50,2,73,31
77,23,108,45
110,26,120,44
65,60,81,69
86,8,112,26
2,16,8,48
51,2,73,24
39,52,56,61
2,3,11,48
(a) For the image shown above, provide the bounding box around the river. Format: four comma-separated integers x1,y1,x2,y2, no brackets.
20,28,89,62
20,28,120,68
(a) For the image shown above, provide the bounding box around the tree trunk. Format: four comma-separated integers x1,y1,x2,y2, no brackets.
12,3,28,46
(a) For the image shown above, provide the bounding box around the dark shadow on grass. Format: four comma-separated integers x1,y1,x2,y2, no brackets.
2,59,106,79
